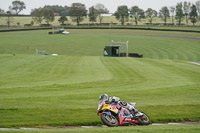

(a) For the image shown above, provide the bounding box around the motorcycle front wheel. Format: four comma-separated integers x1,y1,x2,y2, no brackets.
137,112,151,125
101,113,119,127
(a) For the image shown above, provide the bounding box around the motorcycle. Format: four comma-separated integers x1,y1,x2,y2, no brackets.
97,97,150,127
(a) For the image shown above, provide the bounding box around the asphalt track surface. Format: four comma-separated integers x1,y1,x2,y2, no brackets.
1,28,200,40
146,34,200,40
125,33,200,40
0,122,200,131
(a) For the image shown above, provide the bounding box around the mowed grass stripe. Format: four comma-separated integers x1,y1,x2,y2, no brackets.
0,29,200,61
133,36,200,61
0,56,112,89
0,56,198,99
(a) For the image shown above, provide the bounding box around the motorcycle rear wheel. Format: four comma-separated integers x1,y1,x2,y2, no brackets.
101,113,119,127
137,112,151,125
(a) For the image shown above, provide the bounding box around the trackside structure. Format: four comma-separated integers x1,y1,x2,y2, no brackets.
104,40,143,58
48,27,70,35
104,40,128,57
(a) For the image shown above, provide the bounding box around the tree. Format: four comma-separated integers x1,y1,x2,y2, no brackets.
183,1,191,25
130,6,144,25
32,8,44,25
190,5,198,25
145,8,157,24
94,3,109,24
170,6,176,24
58,16,68,25
196,1,200,15
43,5,70,16
159,6,170,25
42,7,55,24
8,6,14,14
176,2,184,26
32,7,55,25
69,3,87,25
30,21,34,26
0,8,5,16
11,0,26,14
114,5,129,25
88,6,98,23
61,6,70,16
5,11,14,27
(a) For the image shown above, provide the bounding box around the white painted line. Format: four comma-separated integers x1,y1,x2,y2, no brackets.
82,126,101,128
0,128,40,131
168,123,184,125
190,62,200,65
19,128,39,130
0,128,17,131
81,125,107,128
152,123,167,125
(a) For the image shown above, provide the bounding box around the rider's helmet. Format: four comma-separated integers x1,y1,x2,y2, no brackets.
109,96,120,103
99,94,109,101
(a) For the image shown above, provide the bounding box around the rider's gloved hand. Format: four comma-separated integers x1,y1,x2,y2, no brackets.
119,101,127,106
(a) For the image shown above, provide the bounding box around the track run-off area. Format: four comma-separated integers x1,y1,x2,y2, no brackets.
0,29,200,130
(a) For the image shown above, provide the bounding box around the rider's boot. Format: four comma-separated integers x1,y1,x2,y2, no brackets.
130,109,143,119
130,110,135,119
133,109,144,117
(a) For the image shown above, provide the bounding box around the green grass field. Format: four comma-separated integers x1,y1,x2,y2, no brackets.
0,29,200,130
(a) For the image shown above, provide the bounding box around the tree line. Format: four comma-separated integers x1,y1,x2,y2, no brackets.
1,1,200,26
30,3,109,26
115,1,199,26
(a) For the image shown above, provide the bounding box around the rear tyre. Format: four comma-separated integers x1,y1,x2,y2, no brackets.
101,113,119,127
137,112,151,125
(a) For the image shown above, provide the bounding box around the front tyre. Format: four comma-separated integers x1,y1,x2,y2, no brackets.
101,113,119,127
137,112,151,125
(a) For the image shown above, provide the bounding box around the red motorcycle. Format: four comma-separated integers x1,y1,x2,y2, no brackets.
97,96,150,127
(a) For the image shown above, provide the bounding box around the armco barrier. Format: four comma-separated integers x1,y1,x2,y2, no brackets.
0,27,52,32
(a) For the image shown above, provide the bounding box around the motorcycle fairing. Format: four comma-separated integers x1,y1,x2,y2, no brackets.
118,108,139,125
104,111,111,116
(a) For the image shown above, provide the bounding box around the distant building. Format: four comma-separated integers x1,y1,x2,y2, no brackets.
54,13,60,16
100,13,113,17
